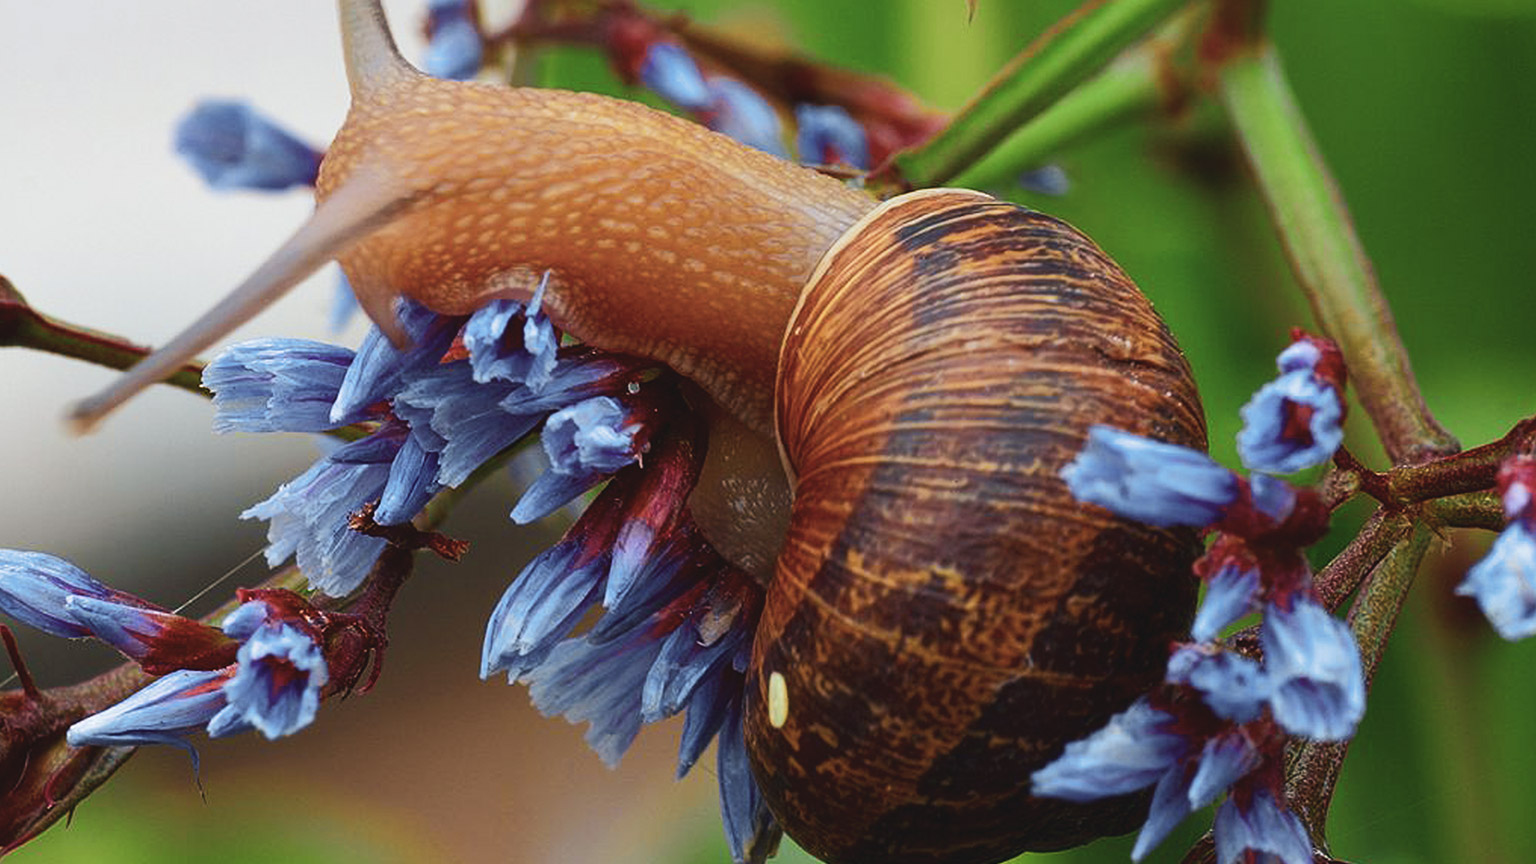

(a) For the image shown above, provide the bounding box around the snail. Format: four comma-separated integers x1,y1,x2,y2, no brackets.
68,2,1207,863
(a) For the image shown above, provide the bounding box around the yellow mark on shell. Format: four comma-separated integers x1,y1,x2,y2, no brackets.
768,671,789,729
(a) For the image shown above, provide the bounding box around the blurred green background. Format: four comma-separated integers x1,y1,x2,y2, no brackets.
7,0,1536,862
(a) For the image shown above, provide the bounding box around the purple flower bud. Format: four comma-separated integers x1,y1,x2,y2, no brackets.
64,596,233,672
640,42,712,111
67,668,233,757
1455,521,1536,640
424,2,483,81
705,78,788,158
794,104,870,169
1192,563,1262,643
1261,598,1364,740
203,339,355,433
1166,644,1270,724
0,550,136,639
1061,425,1239,528
1030,698,1189,800
1237,343,1344,474
173,100,321,191
1213,789,1312,864
209,623,328,740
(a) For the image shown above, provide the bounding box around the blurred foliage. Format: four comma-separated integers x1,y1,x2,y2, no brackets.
14,0,1536,862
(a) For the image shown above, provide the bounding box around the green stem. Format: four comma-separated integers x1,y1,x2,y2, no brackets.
889,0,1191,187
1286,523,1432,846
0,276,205,398
949,38,1177,189
1213,41,1458,465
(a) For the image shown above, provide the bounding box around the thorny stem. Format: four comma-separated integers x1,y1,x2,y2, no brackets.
1209,15,1458,466
1286,524,1432,847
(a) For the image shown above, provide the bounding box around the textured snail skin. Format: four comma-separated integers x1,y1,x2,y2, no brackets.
72,4,1206,862
752,190,1205,864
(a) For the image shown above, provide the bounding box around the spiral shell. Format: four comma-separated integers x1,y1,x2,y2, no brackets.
745,189,1206,864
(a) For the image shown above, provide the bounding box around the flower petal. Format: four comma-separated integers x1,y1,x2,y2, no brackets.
1030,698,1189,801
1061,425,1238,528
1261,598,1365,740
1456,522,1536,640
1213,789,1313,864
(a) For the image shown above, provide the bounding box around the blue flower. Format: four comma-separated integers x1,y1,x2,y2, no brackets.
481,535,609,682
203,339,355,433
424,0,483,81
1191,563,1262,643
208,623,328,739
66,668,233,760
794,104,869,169
1249,472,1297,523
511,392,654,525
0,550,148,639
641,42,712,111
1018,164,1071,196
173,100,322,191
1030,698,1189,800
1061,425,1238,527
241,432,397,597
63,595,232,671
1456,521,1536,640
1260,598,1364,740
716,696,781,864
329,301,466,425
705,78,788,158
1165,644,1270,724
461,276,558,389
1237,342,1344,475
1213,788,1312,864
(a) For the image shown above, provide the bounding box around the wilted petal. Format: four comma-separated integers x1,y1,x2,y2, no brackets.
210,623,328,740
1261,599,1365,740
1061,425,1238,528
524,627,667,767
1165,644,1270,724
1192,563,1262,643
1456,522,1536,640
1031,698,1188,801
1213,789,1313,864
173,100,321,191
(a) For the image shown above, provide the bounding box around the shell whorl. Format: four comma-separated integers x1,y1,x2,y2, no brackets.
746,190,1206,864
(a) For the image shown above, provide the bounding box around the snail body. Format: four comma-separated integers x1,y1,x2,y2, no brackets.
71,3,1206,863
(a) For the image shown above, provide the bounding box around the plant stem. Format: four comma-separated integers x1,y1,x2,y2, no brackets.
1286,523,1432,845
1212,39,1457,465
888,0,1191,188
0,276,205,399
948,37,1180,189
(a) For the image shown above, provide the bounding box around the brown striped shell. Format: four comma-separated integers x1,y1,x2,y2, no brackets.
745,189,1206,864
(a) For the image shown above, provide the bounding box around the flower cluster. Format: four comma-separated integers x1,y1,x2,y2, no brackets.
1038,332,1359,863
1456,455,1536,640
209,284,779,860
632,38,870,169
0,554,340,762
423,0,483,81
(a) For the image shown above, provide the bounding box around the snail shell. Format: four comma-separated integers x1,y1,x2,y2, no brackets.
749,189,1205,864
